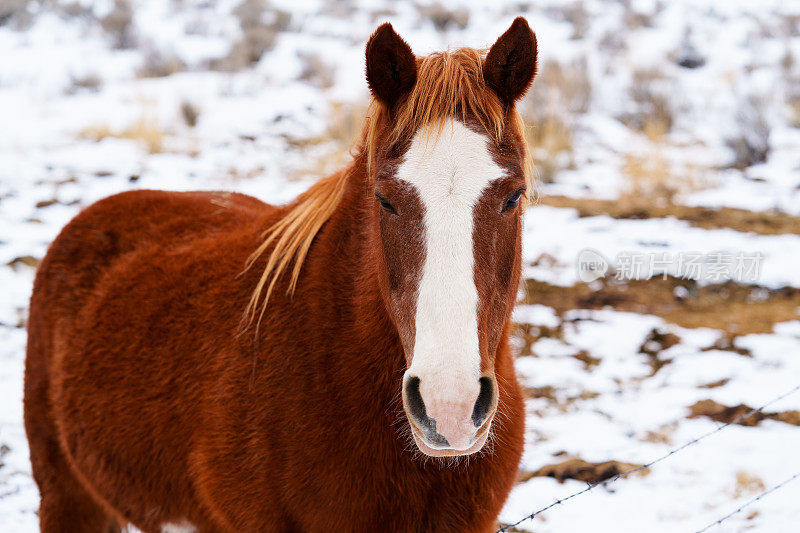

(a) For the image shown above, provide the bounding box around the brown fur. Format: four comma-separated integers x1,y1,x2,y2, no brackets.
25,19,538,532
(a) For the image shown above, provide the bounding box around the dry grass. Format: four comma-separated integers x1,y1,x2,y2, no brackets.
521,59,590,183
521,277,800,335
732,471,767,498
81,113,164,154
520,458,648,484
6,255,40,270
790,97,800,129
538,194,800,235
524,116,574,184
619,150,705,207
617,112,708,208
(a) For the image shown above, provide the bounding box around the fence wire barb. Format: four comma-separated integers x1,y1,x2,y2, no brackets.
497,383,800,532
694,471,800,533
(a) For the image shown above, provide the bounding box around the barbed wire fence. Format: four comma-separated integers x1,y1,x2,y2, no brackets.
498,383,800,533
694,471,800,533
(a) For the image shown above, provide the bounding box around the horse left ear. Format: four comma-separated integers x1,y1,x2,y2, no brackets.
365,23,417,109
484,17,538,105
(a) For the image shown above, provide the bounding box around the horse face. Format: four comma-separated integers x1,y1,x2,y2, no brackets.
374,119,525,456
367,19,536,457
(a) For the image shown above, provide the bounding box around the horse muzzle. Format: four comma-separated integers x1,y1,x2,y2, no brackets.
402,374,497,457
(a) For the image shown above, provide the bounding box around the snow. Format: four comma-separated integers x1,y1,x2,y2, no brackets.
2,0,800,531
523,206,800,287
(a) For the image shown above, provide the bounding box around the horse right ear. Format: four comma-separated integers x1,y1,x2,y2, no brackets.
365,23,417,109
483,17,538,105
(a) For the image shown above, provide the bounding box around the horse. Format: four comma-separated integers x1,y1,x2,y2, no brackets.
24,17,538,532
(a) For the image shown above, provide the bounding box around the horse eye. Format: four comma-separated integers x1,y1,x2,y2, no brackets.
375,193,398,215
502,188,525,213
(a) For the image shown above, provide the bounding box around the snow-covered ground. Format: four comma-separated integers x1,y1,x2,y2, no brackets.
2,0,800,531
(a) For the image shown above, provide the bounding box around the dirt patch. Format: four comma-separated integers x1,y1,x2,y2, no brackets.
524,386,600,414
639,327,681,375
688,399,800,427
520,458,648,484
641,422,678,445
700,335,752,357
573,350,601,370
698,378,731,389
515,322,563,356
522,276,800,334
538,195,800,236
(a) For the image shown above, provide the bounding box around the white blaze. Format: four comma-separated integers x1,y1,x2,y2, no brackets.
398,119,505,416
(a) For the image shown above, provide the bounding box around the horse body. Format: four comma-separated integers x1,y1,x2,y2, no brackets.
26,177,524,532
25,18,538,532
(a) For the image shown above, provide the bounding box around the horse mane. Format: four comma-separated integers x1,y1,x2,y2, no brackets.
243,47,534,326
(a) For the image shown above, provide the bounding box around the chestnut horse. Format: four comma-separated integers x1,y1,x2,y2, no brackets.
25,18,538,532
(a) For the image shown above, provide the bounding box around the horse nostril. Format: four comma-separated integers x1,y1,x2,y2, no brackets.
404,376,429,426
404,376,447,445
472,377,494,428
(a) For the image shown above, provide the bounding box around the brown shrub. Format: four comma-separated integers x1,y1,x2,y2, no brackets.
418,2,469,31
0,0,33,30
101,0,136,49
621,67,674,134
215,0,291,71
726,94,771,169
180,101,200,128
137,42,185,78
298,53,335,89
67,74,102,94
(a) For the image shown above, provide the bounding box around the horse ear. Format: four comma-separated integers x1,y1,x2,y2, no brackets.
483,17,538,105
365,23,417,108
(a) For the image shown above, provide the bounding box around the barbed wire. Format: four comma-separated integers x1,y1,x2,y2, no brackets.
694,471,800,533
497,383,800,532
